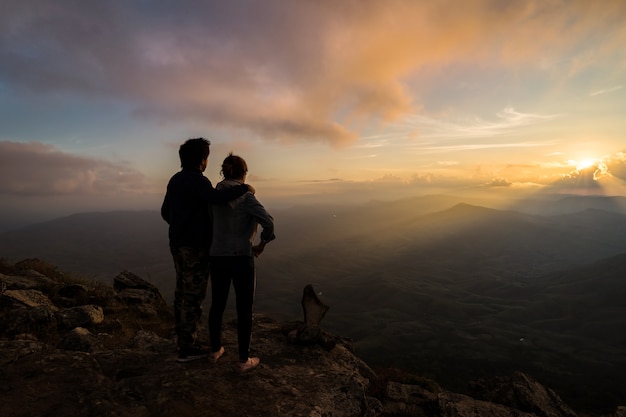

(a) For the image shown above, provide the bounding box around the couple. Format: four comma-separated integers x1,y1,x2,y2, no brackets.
161,138,275,372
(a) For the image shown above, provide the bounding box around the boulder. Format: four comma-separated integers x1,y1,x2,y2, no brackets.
55,305,105,329
58,326,103,352
113,271,166,306
468,371,578,417
1,289,58,311
438,391,536,417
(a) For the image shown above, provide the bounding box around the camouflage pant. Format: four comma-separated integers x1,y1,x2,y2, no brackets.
170,245,210,348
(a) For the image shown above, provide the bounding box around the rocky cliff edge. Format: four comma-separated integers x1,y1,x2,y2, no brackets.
1,258,624,417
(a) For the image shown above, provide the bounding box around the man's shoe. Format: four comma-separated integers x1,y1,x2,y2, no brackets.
210,346,225,363
177,346,210,363
237,357,260,373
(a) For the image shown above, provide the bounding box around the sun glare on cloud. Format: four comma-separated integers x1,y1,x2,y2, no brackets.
568,157,611,181
568,157,600,171
575,158,596,171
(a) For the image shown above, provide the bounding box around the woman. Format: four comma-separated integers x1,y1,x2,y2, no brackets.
208,153,275,372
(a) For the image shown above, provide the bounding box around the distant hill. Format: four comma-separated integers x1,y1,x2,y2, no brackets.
0,210,170,285
2,196,626,308
509,194,626,215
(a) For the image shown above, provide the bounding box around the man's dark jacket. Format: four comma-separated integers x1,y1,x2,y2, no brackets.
161,168,248,249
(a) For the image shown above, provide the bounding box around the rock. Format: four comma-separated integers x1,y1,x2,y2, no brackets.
56,283,89,307
129,330,174,351
0,288,58,340
55,305,105,329
0,271,57,292
384,381,439,416
468,371,578,417
113,271,165,306
283,284,346,350
301,284,329,328
438,391,537,417
2,305,58,341
58,326,103,352
1,289,58,311
0,339,45,366
57,283,89,299
1,341,132,417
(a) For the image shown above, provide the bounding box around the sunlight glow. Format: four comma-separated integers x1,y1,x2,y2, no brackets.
566,157,612,183
570,158,599,171
577,159,596,170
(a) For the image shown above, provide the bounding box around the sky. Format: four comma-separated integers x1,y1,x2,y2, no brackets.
1,0,626,229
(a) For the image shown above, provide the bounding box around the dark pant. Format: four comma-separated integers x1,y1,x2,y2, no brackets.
209,256,256,361
170,245,210,348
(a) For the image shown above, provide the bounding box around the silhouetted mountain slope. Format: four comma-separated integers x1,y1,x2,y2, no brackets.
305,247,626,414
0,211,169,283
398,205,626,277
530,252,626,340
268,194,472,252
274,203,626,288
510,194,626,215
500,254,626,410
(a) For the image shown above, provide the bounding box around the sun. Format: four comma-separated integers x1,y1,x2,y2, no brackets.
576,158,596,170
569,157,600,171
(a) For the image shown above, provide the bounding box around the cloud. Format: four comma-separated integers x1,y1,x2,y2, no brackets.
488,178,512,187
548,165,607,192
403,107,560,141
606,153,626,182
590,85,624,97
0,141,151,196
1,0,625,146
419,141,552,153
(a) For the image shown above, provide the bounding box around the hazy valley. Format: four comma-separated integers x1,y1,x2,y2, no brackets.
1,194,626,414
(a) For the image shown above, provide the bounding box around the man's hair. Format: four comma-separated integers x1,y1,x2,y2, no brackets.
221,152,248,180
179,138,211,169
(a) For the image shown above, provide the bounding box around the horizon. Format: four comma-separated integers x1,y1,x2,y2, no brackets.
1,1,626,230
3,191,626,234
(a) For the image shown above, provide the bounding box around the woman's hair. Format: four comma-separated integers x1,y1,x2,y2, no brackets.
221,153,248,180
179,137,210,169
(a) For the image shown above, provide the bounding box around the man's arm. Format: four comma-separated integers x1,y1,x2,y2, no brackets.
200,179,253,203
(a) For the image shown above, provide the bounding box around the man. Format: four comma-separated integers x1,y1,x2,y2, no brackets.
161,138,254,362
